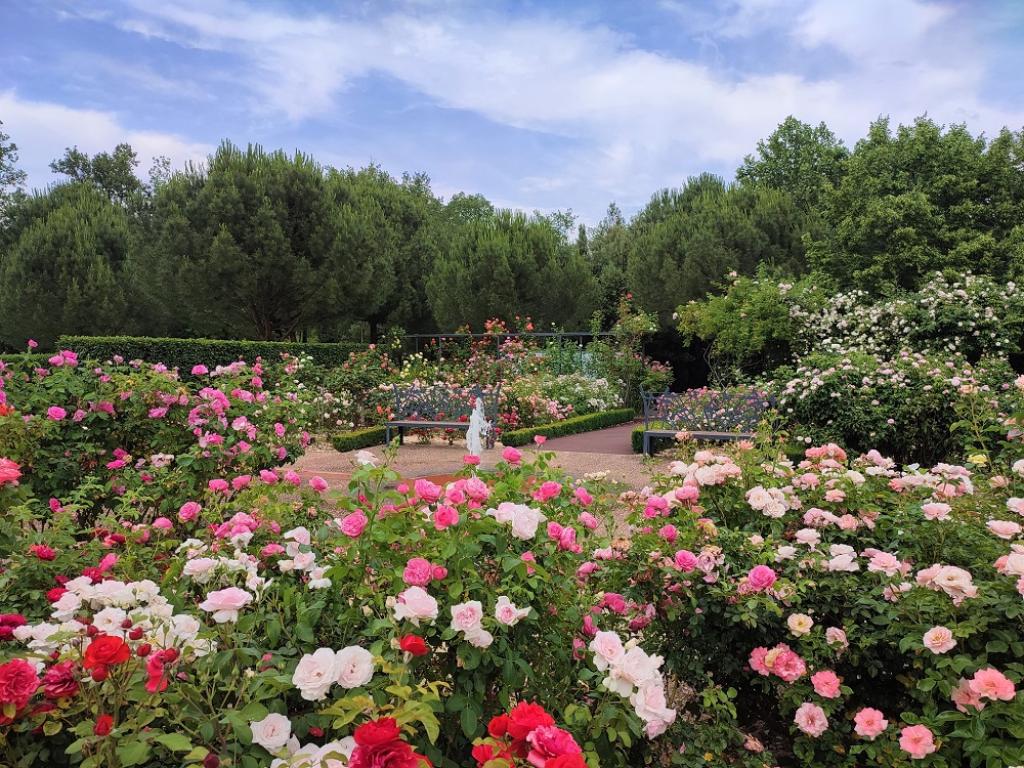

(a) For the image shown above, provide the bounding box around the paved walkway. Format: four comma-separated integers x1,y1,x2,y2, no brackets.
541,421,638,455
289,427,652,489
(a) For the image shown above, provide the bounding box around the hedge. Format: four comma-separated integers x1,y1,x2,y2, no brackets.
56,336,365,370
500,409,635,447
0,353,50,368
330,426,388,453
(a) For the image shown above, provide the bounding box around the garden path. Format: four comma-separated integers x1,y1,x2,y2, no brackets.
289,427,651,490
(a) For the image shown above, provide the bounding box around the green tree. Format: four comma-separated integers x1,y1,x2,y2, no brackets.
808,117,1024,291
0,183,134,348
736,116,848,211
0,120,27,224
49,143,144,207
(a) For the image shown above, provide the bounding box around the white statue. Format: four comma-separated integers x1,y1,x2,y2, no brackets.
466,397,486,457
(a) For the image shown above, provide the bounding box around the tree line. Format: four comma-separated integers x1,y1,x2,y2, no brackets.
1,114,1023,350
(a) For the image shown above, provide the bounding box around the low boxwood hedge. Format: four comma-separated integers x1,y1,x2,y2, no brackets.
500,409,635,447
330,425,388,452
632,425,681,454
56,335,365,370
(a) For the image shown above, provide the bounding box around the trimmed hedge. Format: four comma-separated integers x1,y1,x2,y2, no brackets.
500,409,635,447
330,426,387,453
631,425,680,454
56,336,365,370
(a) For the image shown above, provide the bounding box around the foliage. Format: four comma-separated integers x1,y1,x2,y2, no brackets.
766,352,1014,465
499,408,635,447
57,336,365,372
329,426,387,453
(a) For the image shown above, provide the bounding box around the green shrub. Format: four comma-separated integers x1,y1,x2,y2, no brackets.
330,425,388,452
500,408,634,446
56,335,364,370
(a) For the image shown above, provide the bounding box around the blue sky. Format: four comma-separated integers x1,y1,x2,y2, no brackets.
1,0,1022,222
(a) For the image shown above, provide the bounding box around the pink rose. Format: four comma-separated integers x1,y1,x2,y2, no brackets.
969,667,1016,701
178,501,201,522
433,505,459,530
987,520,1022,540
450,600,484,633
152,517,173,531
309,476,329,493
402,558,433,587
921,502,951,520
578,511,599,530
674,550,698,572
526,724,582,766
922,626,956,654
793,702,828,737
746,564,778,591
853,707,888,740
899,724,936,759
198,587,253,623
340,511,368,538
414,479,441,504
393,587,438,625
0,458,22,487
502,447,522,464
810,669,841,699
46,406,67,421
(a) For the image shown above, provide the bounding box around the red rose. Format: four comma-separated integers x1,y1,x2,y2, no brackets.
348,739,427,768
471,742,513,766
94,713,114,736
399,635,429,657
28,544,56,561
487,714,510,738
354,717,402,747
41,661,79,699
0,613,27,639
83,634,130,670
0,658,40,709
45,587,67,603
506,702,554,741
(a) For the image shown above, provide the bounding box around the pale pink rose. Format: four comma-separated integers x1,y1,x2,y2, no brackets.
853,707,888,740
392,586,438,626
987,520,1022,540
198,587,253,623
249,713,292,751
629,682,677,735
825,627,848,649
450,600,484,634
292,648,343,701
589,630,625,671
921,502,951,520
899,724,936,759
335,645,374,689
494,595,530,626
793,702,828,737
824,489,845,503
152,517,173,531
787,613,813,637
810,669,841,699
969,667,1016,701
922,626,956,654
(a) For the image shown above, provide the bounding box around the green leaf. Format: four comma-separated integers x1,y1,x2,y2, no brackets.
154,733,193,752
116,740,152,767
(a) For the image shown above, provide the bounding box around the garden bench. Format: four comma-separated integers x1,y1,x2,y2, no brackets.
385,383,501,447
640,388,772,455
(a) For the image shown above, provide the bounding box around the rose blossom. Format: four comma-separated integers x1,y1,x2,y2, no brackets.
0,658,40,709
787,613,814,637
198,587,253,623
402,558,433,587
249,712,292,751
339,510,368,538
746,564,777,591
292,648,343,701
393,587,438,626
968,667,1016,701
853,707,888,740
810,669,841,698
899,724,936,759
793,702,828,737
494,595,530,626
922,626,956,654
987,520,1022,540
335,645,375,689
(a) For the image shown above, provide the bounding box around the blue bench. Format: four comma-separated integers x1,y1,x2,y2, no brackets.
640,388,772,455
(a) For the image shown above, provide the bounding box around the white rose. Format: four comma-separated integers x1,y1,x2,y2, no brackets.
450,600,484,634
335,645,374,689
393,586,439,626
510,506,546,540
292,648,342,701
250,713,292,752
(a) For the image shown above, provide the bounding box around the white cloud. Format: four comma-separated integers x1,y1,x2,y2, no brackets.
0,91,213,192
45,0,1024,218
